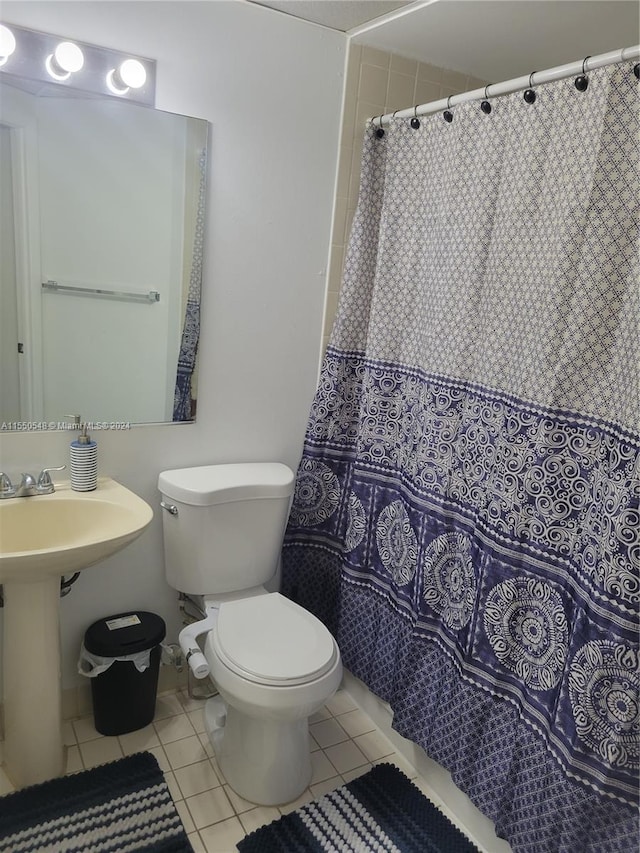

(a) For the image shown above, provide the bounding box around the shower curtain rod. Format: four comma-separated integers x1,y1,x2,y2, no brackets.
370,44,640,126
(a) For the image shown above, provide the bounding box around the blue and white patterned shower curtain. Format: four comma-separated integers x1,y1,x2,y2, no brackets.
173,147,207,421
282,61,639,852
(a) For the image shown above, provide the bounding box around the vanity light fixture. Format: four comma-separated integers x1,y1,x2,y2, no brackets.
0,22,155,105
0,23,16,66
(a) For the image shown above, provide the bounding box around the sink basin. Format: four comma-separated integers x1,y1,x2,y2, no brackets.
0,478,153,581
0,477,153,789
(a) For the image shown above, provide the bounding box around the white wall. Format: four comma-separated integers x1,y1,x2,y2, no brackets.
0,1,346,692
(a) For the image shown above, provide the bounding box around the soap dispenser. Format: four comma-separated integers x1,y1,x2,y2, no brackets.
68,415,98,491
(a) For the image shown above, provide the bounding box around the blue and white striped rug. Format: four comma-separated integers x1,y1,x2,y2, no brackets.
0,752,192,852
238,763,480,852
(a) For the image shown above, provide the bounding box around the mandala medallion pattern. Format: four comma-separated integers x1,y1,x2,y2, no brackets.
283,62,640,851
376,500,418,585
569,641,639,769
483,578,568,690
423,533,476,629
289,460,340,527
344,491,367,552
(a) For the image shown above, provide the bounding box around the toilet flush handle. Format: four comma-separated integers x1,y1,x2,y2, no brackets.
160,501,178,515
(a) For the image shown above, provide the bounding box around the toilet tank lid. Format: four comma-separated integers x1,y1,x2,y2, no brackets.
157,462,294,506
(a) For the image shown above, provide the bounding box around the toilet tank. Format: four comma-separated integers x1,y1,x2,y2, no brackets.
158,463,295,595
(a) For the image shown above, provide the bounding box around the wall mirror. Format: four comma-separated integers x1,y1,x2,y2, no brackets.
0,76,209,428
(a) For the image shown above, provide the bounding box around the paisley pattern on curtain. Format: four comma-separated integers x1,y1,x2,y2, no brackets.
283,61,639,853
173,147,207,421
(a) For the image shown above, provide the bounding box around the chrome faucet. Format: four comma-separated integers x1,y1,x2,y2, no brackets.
0,466,66,499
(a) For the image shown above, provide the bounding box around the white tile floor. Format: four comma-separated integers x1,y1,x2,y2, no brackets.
0,687,437,853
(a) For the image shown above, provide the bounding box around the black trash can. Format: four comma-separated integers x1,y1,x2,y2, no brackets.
83,611,166,736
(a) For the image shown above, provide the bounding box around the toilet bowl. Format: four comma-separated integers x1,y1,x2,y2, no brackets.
203,592,342,805
157,463,342,806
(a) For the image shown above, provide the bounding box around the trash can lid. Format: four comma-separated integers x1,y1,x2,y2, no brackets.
84,611,166,657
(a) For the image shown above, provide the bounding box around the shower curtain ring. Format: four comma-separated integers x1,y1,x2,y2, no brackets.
481,85,492,114
411,105,421,129
375,114,385,138
443,96,454,123
575,56,590,91
524,72,537,103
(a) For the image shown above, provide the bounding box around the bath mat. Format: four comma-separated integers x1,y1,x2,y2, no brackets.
0,751,192,852
237,762,480,852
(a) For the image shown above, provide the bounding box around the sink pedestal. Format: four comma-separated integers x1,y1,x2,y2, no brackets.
0,478,154,787
3,577,65,787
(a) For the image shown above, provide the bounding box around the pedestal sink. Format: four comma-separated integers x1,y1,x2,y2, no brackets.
0,478,153,788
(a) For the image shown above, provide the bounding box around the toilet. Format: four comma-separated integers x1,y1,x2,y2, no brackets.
158,463,342,806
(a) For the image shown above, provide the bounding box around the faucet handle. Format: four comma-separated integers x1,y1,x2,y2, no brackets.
37,465,66,489
0,472,15,498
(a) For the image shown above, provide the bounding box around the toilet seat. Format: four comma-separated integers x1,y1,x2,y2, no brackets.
211,593,337,687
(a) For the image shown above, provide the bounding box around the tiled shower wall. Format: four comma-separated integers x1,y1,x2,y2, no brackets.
323,44,486,350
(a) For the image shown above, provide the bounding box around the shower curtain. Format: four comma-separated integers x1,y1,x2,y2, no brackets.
282,60,639,852
173,147,207,421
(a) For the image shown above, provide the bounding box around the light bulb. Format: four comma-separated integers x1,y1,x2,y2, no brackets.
55,41,84,72
119,59,146,89
45,41,84,80
0,24,16,66
106,58,146,95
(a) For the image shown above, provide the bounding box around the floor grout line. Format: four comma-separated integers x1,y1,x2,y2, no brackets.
0,687,417,851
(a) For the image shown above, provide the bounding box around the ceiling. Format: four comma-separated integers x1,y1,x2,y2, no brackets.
247,1,413,32
248,0,640,81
